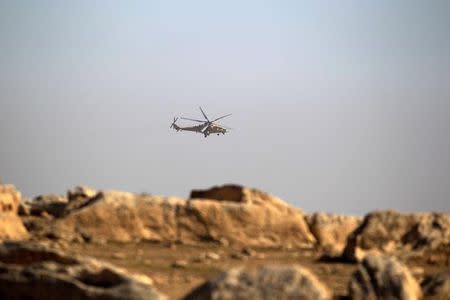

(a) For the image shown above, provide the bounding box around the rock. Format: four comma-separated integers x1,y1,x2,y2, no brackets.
184,265,331,300
410,266,424,281
191,184,293,207
421,271,450,300
205,252,220,260
40,210,54,220
65,186,101,213
50,185,316,248
0,184,20,213
68,185,98,201
111,252,126,259
30,194,68,217
218,237,229,247
306,212,361,254
23,214,82,243
55,240,70,250
342,210,450,262
95,238,108,245
22,215,51,234
0,184,29,241
402,213,450,250
0,214,29,241
192,251,221,263
172,260,188,269
349,254,422,300
190,184,251,203
0,242,166,300
17,200,31,216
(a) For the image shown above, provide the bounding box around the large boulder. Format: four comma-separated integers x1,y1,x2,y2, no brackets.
0,184,28,241
50,185,315,248
342,210,450,261
306,213,361,254
349,254,422,300
0,242,166,300
184,265,331,300
421,271,450,300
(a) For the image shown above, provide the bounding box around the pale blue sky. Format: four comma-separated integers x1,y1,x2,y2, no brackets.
1,1,449,214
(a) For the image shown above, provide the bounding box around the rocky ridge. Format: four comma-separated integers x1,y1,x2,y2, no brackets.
26,185,316,248
0,183,448,299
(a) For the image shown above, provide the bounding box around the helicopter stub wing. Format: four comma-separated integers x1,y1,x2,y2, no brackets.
200,123,209,132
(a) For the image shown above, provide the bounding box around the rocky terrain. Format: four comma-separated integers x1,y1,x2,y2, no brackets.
1,183,449,299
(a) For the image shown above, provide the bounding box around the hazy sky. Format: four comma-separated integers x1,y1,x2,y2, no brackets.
1,1,449,214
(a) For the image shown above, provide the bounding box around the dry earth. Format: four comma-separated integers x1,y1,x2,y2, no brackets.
63,241,447,299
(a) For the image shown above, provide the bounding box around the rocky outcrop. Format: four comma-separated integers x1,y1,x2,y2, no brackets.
29,194,68,217
66,185,100,212
421,271,450,300
184,265,331,300
0,184,28,241
0,242,166,300
46,185,315,248
349,254,422,300
26,186,99,218
68,185,98,201
342,210,450,261
306,213,361,254
191,184,278,204
17,199,31,216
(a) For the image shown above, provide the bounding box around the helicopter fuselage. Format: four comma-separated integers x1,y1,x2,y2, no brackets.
204,124,226,136
172,122,226,137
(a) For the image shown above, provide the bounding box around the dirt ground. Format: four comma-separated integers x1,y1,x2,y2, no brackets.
66,241,449,300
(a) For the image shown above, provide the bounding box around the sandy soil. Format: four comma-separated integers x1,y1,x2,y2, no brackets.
65,241,449,299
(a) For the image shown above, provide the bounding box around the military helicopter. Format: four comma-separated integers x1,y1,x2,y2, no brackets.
170,107,232,137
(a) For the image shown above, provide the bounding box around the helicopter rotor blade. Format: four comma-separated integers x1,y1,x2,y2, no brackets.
199,106,210,122
180,117,205,123
212,113,232,122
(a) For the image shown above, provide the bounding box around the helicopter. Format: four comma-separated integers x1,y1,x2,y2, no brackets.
170,107,232,137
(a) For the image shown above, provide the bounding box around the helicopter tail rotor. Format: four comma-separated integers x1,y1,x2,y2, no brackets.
170,117,179,129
